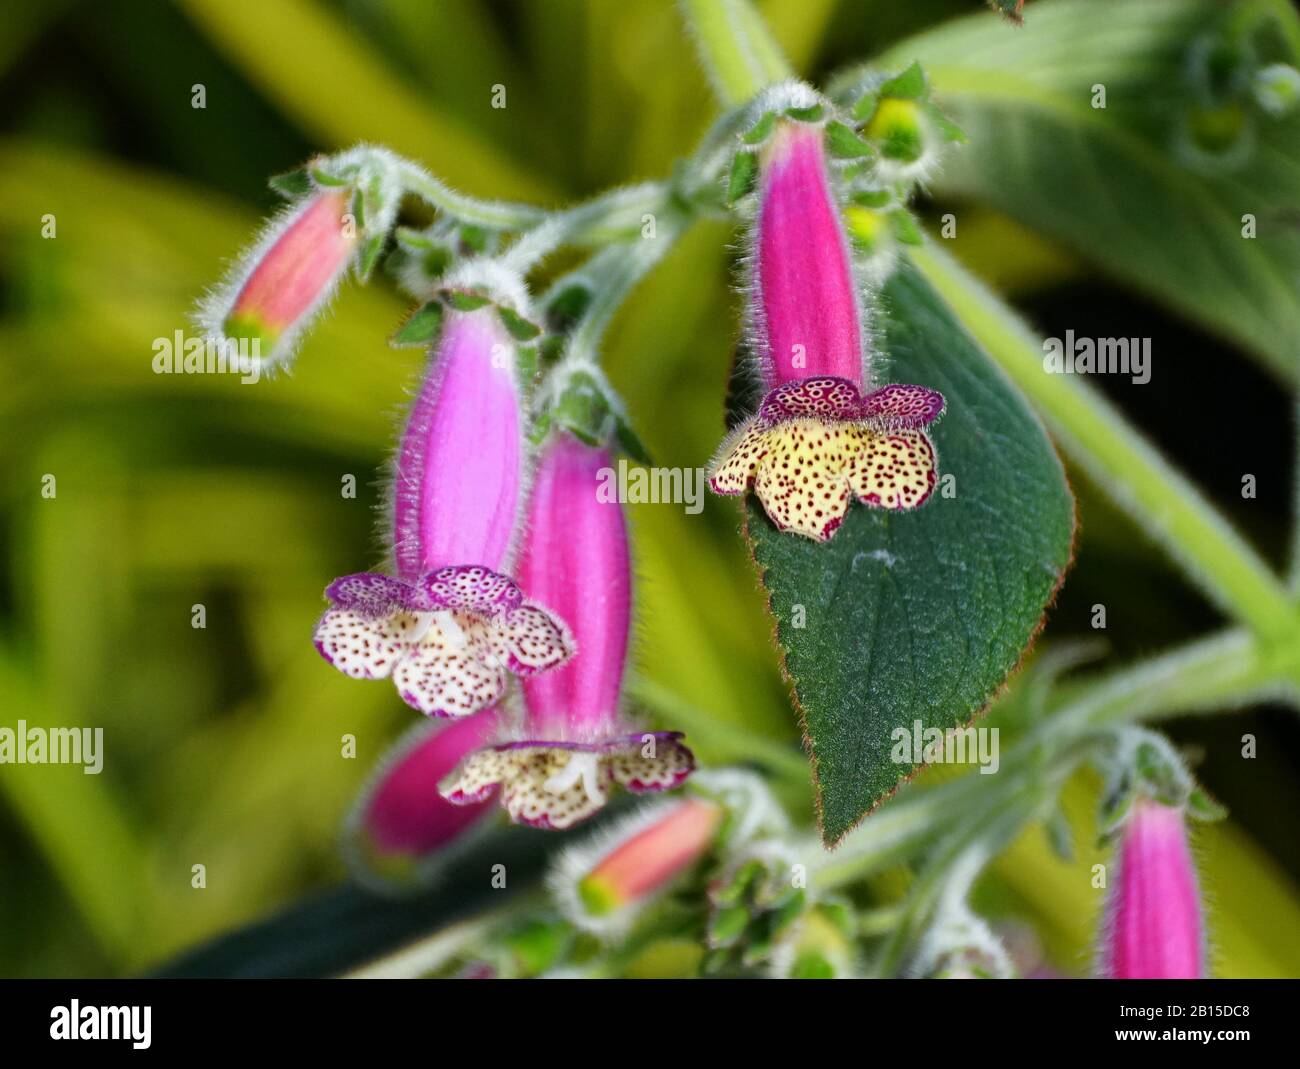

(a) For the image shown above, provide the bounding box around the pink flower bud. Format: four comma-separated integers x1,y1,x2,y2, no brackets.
348,709,503,877
755,122,865,388
553,799,722,933
1100,798,1206,979
313,307,574,720
214,190,358,368
440,431,694,830
711,119,946,542
392,308,524,579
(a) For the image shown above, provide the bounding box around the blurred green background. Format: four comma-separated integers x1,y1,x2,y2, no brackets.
1,0,1298,977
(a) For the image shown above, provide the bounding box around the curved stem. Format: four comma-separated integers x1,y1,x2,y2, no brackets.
911,242,1300,644
500,183,668,272
393,159,547,230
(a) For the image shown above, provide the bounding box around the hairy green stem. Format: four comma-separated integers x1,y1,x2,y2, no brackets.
680,0,785,105
562,215,687,367
393,159,547,230
911,241,1300,644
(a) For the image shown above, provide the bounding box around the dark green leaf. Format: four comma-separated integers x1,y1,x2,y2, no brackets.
745,261,1074,843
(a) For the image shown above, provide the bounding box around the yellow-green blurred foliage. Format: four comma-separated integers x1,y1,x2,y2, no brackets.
1,0,1297,977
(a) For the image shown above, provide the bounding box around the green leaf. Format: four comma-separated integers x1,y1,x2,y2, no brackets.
268,167,313,198
728,150,760,203
851,90,880,122
745,261,1075,844
825,120,876,159
871,0,1300,379
742,110,777,144
497,305,542,341
390,301,444,348
355,231,387,282
615,418,654,465
1187,787,1229,822
442,290,491,312
890,209,925,245
879,60,928,100
785,103,826,122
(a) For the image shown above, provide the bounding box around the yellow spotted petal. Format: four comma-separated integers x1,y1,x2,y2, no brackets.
709,424,771,494
750,419,864,541
847,428,937,510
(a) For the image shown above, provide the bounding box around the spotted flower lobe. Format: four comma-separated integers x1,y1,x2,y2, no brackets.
314,565,574,719
710,376,943,541
441,732,695,830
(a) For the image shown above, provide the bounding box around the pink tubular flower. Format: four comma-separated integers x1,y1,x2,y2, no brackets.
1100,798,1206,979
347,709,503,879
439,432,695,830
313,306,575,718
552,799,723,934
709,120,945,542
755,122,864,386
216,190,358,367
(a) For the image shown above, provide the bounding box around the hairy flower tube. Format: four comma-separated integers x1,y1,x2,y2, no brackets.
440,431,695,829
201,189,359,370
345,709,503,884
1099,798,1206,979
710,118,944,541
314,305,574,718
550,798,723,934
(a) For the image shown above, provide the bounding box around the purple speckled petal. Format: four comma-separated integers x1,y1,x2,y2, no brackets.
861,383,946,429
392,615,508,719
757,376,865,424
417,564,525,615
501,600,576,676
324,572,418,616
314,605,423,680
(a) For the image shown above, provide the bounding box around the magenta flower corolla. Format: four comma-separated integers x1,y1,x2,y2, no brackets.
440,431,695,830
314,306,574,718
347,708,503,876
709,119,944,541
1100,798,1206,979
